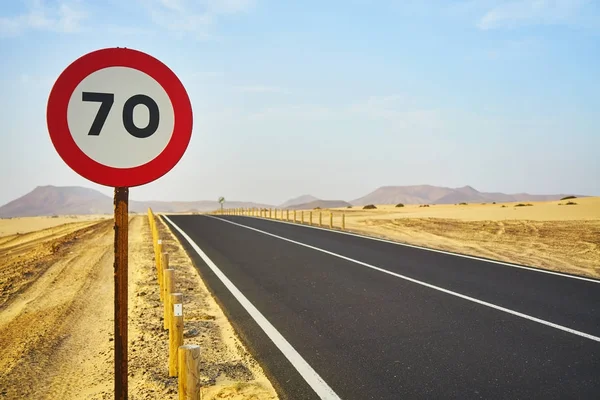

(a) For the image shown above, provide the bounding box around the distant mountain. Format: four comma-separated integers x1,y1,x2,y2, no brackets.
1,184,585,218
279,195,320,208
350,185,455,205
0,186,273,217
0,186,115,217
285,200,352,210
351,185,581,206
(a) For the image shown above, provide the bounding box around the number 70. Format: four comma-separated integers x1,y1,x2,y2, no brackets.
82,92,160,139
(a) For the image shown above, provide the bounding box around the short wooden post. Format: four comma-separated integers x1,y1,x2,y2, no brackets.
293,210,296,222
269,208,272,218
178,344,201,400
153,235,160,281
301,211,304,224
319,212,322,227
342,213,346,230
309,211,312,226
169,293,184,377
286,210,289,221
158,243,165,301
163,268,175,330
329,212,333,229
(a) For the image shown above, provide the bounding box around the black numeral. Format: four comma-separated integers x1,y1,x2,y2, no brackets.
122,95,160,138
82,92,114,136
82,92,160,138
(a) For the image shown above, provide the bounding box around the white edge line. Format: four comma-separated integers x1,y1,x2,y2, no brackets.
214,214,600,284
206,215,600,344
162,215,342,400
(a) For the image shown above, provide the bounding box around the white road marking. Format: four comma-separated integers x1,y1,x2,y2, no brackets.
207,215,600,343
162,215,342,400
234,214,600,284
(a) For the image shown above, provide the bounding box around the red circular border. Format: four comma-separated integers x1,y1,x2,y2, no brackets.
46,47,193,187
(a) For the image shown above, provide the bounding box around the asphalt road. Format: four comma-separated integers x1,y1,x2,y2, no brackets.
164,214,600,400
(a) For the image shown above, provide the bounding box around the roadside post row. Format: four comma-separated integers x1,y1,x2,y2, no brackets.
147,209,201,400
213,207,347,231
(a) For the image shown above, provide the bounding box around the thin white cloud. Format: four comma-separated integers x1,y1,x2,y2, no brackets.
236,85,290,94
244,95,443,132
143,0,255,38
0,0,87,36
478,0,591,30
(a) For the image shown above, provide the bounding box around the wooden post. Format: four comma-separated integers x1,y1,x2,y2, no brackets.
342,213,346,230
170,293,184,377
269,208,272,218
330,212,333,229
114,187,128,400
154,235,161,286
319,212,322,227
293,210,296,222
309,211,312,226
178,344,201,400
286,210,289,221
158,246,165,301
301,211,304,224
163,268,175,330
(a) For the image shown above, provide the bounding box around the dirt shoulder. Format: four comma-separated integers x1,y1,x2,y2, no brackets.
0,215,278,399
130,214,278,399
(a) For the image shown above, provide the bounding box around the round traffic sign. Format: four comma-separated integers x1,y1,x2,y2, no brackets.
46,47,193,187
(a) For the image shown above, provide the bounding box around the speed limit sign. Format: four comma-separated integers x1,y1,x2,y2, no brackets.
46,47,193,400
46,47,193,187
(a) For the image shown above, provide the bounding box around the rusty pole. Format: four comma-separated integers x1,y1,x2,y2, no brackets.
114,187,129,399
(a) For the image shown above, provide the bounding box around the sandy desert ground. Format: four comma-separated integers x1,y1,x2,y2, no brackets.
0,215,110,237
0,215,277,399
297,196,600,279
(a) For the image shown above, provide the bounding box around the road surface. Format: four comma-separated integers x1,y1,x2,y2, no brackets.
163,214,600,400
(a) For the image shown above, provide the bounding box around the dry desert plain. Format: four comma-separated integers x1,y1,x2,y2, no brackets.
316,196,599,279
0,197,598,398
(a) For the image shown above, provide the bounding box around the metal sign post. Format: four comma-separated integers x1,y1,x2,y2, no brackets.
114,187,129,398
219,196,225,214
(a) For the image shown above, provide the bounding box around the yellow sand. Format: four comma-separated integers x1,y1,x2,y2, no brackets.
288,197,600,278
0,215,110,237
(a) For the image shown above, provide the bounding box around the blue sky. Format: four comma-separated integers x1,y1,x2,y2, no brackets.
1,0,599,205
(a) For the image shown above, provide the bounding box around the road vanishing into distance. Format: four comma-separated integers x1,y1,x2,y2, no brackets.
163,214,600,400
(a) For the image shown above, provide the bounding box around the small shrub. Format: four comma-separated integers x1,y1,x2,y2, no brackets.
395,203,405,208
492,202,496,204
418,204,430,208
501,205,507,208
565,201,577,206
314,207,322,210
515,203,533,207
459,202,468,206
561,196,577,200
51,215,59,218
346,205,352,208
363,204,377,210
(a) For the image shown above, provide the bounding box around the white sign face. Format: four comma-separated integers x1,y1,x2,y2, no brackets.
173,303,183,317
67,66,175,169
